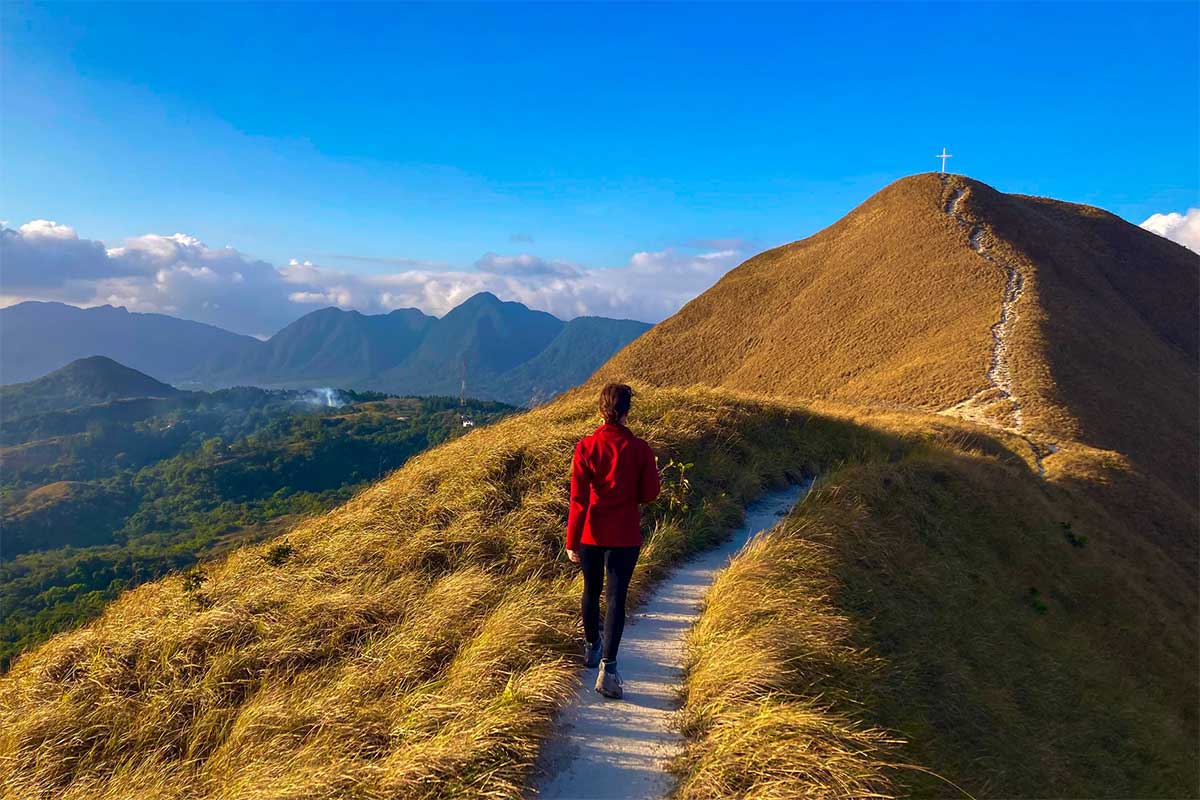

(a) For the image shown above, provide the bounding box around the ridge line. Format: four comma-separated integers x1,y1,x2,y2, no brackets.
937,176,1058,475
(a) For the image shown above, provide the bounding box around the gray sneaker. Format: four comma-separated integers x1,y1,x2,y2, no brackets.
594,660,623,699
584,639,603,669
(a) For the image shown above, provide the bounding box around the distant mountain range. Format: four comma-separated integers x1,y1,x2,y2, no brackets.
0,293,650,405
0,302,259,387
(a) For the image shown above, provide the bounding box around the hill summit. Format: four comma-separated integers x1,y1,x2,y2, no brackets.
597,172,1199,498
0,356,179,421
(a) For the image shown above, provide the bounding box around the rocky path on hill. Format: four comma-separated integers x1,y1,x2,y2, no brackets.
534,481,812,800
940,179,1058,474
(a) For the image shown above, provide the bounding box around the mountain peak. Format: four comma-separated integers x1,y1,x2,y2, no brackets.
386,307,430,319
597,175,1198,497
41,355,177,393
1,355,178,420
443,291,553,322
313,306,361,317
457,291,505,309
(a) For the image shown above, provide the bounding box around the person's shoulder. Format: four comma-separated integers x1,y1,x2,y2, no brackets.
577,427,603,449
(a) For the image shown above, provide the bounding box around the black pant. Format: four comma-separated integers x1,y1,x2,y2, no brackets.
579,544,640,662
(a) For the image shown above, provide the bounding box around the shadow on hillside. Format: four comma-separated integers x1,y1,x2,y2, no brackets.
979,187,1200,506
684,433,1199,799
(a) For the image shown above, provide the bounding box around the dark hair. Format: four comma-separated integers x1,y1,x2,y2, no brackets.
599,383,633,424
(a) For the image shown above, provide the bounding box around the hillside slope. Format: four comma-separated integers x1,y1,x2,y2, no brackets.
206,306,435,387
0,356,179,421
596,173,1199,498
0,388,514,668
0,388,1193,798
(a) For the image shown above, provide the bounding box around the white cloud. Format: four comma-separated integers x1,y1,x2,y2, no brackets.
3,224,291,335
1140,208,1200,253
1,220,117,291
0,220,751,335
19,220,81,240
474,252,580,278
97,233,286,334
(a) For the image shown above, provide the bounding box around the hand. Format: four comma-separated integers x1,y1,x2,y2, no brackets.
566,549,580,563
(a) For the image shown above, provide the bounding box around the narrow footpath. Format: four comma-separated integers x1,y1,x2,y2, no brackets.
940,177,1058,474
535,481,813,800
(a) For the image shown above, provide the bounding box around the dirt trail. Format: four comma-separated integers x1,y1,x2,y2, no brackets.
940,178,1057,473
534,481,812,800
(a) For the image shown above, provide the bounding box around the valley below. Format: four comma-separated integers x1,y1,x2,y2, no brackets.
0,358,515,669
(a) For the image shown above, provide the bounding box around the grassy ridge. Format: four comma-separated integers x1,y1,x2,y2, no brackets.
675,414,1198,798
2,387,1193,798
1,387,885,799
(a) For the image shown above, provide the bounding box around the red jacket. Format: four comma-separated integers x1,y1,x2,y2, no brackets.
566,423,661,550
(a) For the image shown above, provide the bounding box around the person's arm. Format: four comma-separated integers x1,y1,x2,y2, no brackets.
566,440,591,554
638,442,661,504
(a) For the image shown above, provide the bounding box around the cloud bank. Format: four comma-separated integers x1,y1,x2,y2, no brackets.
0,220,747,337
1140,208,1200,253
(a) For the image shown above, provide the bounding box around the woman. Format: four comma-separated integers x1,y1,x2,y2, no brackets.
565,382,661,699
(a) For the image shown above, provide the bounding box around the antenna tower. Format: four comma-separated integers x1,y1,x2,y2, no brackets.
460,357,467,407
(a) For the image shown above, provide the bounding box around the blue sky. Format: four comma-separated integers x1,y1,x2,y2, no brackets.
2,2,1197,334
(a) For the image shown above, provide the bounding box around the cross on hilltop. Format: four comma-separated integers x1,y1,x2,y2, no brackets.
936,147,953,173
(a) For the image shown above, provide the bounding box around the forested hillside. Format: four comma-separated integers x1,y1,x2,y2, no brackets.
0,365,513,668
0,356,179,421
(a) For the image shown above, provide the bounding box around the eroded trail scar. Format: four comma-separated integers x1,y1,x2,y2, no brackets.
534,482,812,800
940,178,1056,473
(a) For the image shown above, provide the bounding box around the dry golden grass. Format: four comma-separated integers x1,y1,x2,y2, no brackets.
673,517,900,799
596,173,1199,500
1,385,893,800
674,409,1197,798
963,180,1199,500
2,385,1192,799
627,176,1197,797
597,174,1000,413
